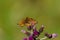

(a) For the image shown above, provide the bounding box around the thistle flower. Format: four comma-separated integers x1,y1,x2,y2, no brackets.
19,17,57,40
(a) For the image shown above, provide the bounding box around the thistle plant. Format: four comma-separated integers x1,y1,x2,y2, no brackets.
18,17,57,40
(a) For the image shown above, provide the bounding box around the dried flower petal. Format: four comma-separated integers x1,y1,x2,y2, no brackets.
18,17,37,27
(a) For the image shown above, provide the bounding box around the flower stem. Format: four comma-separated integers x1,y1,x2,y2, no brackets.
40,37,47,40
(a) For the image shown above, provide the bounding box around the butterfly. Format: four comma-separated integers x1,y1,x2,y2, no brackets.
18,17,37,27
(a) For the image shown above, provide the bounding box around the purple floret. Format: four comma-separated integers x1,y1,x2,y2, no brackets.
29,35,34,40
33,28,39,36
33,27,40,38
23,38,27,40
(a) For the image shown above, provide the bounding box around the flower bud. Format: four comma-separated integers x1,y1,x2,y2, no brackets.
52,33,57,38
45,33,52,39
21,30,30,36
39,25,44,34
45,33,57,39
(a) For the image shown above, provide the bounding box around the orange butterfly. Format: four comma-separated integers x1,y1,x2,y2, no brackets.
18,17,37,27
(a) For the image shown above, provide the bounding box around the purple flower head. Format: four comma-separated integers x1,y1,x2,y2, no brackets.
33,26,40,38
33,28,39,35
28,35,34,40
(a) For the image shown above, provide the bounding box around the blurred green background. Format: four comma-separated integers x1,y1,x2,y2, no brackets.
0,0,60,40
